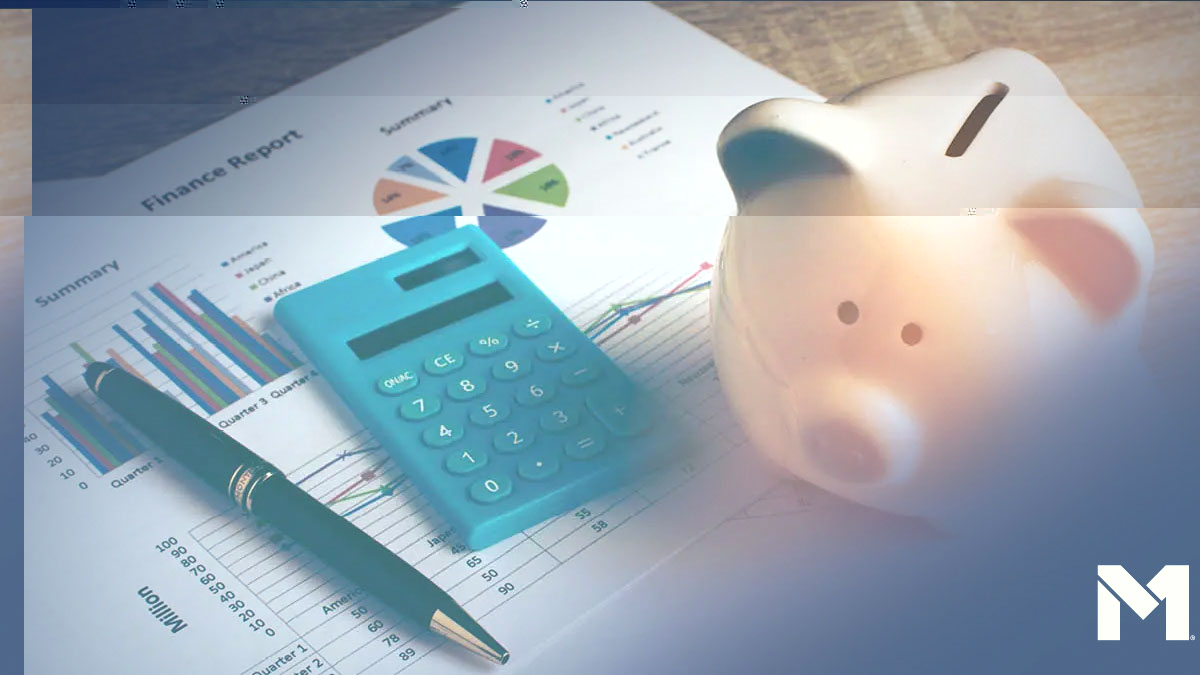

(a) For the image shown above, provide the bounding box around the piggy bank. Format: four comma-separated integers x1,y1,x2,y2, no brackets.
711,49,1153,520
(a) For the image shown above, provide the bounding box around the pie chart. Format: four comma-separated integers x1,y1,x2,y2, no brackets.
374,137,569,249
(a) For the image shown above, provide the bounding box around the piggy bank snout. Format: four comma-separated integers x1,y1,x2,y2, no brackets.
792,381,922,487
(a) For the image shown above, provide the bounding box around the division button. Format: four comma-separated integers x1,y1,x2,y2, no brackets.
513,314,552,338
517,454,561,481
469,475,514,504
376,369,419,396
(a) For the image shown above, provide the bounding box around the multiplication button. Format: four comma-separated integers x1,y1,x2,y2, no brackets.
376,369,419,396
513,314,552,338
424,350,465,375
469,475,513,504
535,338,575,362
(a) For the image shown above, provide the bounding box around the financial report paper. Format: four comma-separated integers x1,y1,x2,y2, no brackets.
20,3,879,674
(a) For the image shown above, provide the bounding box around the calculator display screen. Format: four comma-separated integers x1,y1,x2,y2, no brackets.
347,282,513,359
394,248,481,290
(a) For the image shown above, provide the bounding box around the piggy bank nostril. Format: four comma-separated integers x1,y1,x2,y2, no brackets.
837,301,859,325
803,420,887,483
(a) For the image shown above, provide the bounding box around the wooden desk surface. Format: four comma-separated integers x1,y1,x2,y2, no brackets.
5,2,1197,387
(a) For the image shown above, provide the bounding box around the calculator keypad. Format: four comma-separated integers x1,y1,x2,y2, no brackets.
375,313,656,523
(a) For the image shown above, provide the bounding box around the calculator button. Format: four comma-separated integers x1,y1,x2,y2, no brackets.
376,369,419,396
422,420,464,448
469,475,513,504
468,399,511,427
585,388,653,438
539,404,582,432
445,448,489,475
491,357,531,381
399,394,441,421
514,380,557,407
447,375,487,401
469,333,509,356
517,454,561,481
513,314,552,338
561,361,602,387
424,350,465,375
492,422,537,453
564,427,607,460
535,338,576,362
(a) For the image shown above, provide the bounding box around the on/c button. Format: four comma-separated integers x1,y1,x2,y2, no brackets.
376,369,419,395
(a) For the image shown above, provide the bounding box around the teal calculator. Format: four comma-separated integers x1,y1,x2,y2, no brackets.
275,226,668,550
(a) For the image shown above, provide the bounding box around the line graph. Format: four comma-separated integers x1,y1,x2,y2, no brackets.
585,261,712,345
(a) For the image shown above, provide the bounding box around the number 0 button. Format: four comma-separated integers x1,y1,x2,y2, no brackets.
469,475,513,504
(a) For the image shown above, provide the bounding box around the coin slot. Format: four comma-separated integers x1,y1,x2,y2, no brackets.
945,82,1009,157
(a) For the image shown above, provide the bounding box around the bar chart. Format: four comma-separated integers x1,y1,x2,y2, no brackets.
32,278,304,476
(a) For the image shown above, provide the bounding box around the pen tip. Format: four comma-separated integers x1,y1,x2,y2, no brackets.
430,607,510,665
83,362,116,393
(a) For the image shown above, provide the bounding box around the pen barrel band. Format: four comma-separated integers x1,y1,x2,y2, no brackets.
227,463,276,513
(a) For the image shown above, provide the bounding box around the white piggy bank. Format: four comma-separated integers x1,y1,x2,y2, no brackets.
711,49,1153,519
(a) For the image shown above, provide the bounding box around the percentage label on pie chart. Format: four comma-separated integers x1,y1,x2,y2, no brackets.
374,137,569,248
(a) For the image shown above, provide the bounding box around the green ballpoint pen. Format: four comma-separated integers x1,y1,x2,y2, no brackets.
84,361,509,665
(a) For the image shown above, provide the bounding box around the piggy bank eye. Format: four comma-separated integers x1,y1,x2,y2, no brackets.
901,323,923,346
837,301,859,325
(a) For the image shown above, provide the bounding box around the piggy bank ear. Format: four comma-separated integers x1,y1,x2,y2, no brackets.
718,98,866,214
1006,185,1151,320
